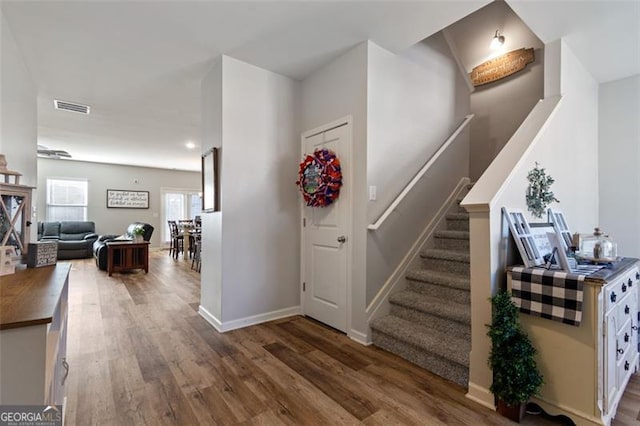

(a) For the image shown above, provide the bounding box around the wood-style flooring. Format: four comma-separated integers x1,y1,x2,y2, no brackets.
64,253,640,425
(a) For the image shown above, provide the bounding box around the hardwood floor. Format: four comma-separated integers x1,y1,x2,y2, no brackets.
64,253,640,425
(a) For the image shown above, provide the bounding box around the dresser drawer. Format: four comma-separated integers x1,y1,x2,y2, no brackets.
616,318,632,362
605,267,638,311
616,345,638,390
615,294,634,333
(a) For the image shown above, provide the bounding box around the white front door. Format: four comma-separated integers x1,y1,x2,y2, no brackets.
301,120,351,332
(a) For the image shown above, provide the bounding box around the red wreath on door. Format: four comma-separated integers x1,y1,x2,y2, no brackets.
296,148,342,207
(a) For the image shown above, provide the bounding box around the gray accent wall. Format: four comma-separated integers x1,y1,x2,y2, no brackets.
444,1,545,181
36,158,200,248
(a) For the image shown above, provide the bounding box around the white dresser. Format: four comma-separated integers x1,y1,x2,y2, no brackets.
508,258,639,426
0,263,71,407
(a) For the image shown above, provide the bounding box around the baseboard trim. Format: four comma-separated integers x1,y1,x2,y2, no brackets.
466,382,495,410
530,396,606,426
198,305,224,332
349,329,371,346
365,177,471,330
199,305,302,333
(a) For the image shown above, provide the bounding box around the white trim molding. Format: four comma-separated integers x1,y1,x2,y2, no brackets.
348,329,371,346
466,382,495,410
198,305,302,333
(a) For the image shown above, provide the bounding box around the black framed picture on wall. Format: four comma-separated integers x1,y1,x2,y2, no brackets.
202,147,220,212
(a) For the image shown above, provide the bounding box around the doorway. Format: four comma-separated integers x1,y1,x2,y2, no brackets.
301,117,352,332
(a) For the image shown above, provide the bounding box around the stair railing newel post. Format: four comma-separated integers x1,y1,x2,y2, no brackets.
487,291,543,422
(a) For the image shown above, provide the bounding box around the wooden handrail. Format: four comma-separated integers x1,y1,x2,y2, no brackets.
367,114,474,231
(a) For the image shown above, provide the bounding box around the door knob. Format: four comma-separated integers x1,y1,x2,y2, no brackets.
337,236,347,243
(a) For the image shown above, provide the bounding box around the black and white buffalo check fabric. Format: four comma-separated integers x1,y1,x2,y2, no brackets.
511,267,585,327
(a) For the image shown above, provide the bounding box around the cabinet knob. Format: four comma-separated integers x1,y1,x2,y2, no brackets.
622,283,627,293
617,347,625,355
624,333,630,343
26,220,32,227
625,361,630,371
635,272,640,280
625,305,630,315
610,292,617,303
628,278,633,287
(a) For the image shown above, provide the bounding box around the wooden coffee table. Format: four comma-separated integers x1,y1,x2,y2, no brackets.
106,241,149,276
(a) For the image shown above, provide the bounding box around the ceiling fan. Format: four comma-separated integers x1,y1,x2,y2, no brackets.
37,144,72,159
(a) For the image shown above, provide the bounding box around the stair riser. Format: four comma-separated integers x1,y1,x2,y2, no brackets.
455,203,467,214
421,257,470,276
446,218,469,231
390,304,471,339
434,237,469,251
406,279,470,303
371,331,469,387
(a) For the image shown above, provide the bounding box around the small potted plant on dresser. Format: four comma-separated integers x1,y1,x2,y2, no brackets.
487,291,544,422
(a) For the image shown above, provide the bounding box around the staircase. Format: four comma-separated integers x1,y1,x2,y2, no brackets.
370,190,471,387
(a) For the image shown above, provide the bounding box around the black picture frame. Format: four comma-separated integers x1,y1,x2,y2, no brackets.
202,147,220,212
106,189,149,209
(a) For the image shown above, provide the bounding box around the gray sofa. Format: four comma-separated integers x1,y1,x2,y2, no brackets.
38,221,99,259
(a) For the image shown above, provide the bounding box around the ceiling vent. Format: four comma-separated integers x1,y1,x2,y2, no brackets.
37,145,72,159
54,99,90,115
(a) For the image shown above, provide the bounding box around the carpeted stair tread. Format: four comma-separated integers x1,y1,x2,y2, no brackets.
405,269,470,291
390,290,470,324
421,248,470,263
370,315,470,367
446,212,469,221
434,230,469,240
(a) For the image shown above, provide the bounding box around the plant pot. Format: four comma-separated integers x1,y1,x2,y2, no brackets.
496,399,526,423
133,235,143,243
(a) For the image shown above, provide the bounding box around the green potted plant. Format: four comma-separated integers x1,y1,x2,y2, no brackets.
487,291,543,422
131,224,145,242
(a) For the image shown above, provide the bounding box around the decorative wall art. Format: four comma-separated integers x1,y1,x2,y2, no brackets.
470,48,535,87
107,190,149,209
296,148,342,207
202,147,220,212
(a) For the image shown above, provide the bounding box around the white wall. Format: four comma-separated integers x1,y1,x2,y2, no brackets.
301,42,369,338
444,1,544,181
200,59,223,320
199,55,300,327
463,39,600,407
1,10,37,188
37,158,200,248
599,75,640,257
366,36,471,303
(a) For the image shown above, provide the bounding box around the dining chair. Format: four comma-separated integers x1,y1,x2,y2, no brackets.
191,232,201,272
168,220,183,259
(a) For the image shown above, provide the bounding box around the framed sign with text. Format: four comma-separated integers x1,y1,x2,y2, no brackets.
107,189,149,209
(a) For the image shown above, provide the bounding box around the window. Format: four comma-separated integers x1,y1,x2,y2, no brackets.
161,189,201,242
46,178,88,221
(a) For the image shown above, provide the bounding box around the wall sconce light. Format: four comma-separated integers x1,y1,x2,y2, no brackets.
490,29,505,49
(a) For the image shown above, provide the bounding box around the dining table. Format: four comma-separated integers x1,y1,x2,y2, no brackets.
178,222,200,260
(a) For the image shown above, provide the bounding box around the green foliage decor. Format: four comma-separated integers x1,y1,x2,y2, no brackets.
526,162,559,219
487,291,543,407
132,224,145,236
